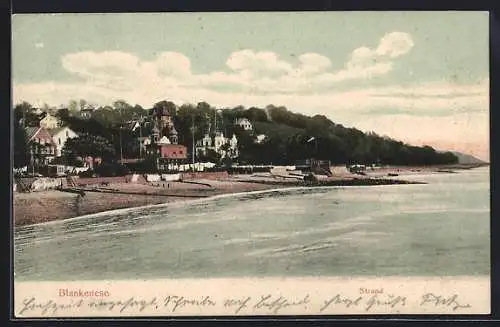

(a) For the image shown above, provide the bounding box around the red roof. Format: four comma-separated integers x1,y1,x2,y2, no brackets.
159,144,187,159
25,127,55,145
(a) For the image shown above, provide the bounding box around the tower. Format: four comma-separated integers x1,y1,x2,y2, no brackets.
169,125,178,145
152,123,160,143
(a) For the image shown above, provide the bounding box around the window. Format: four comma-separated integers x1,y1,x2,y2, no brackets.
66,131,69,137
58,138,61,145
179,150,183,154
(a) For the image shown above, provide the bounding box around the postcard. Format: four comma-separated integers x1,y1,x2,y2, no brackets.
12,11,490,317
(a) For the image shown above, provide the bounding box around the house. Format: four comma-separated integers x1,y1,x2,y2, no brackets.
48,126,79,157
159,144,187,160
255,134,267,144
196,132,239,159
155,135,187,171
24,126,57,165
235,117,253,131
79,107,95,119
39,113,61,129
125,108,188,171
137,136,151,155
81,156,102,169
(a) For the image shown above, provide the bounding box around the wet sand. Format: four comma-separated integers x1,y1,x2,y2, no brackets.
13,180,280,226
14,164,484,227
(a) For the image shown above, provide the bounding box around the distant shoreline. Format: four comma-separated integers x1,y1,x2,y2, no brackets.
13,164,486,227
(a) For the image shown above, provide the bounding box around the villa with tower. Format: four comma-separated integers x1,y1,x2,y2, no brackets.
196,110,239,161
133,104,188,171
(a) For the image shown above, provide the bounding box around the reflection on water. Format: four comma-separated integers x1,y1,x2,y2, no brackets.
14,168,490,280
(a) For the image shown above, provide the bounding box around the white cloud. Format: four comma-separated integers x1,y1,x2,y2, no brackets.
375,32,414,57
34,42,44,48
13,75,489,159
12,31,488,157
20,31,416,101
226,50,293,77
153,52,192,78
13,77,488,116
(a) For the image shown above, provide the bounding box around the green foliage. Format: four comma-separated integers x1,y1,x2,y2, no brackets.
94,162,130,177
123,155,158,173
13,100,459,166
13,122,28,168
14,102,39,127
197,148,222,164
153,100,177,116
62,133,116,163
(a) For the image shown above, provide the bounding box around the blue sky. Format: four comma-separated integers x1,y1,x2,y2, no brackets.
12,12,490,160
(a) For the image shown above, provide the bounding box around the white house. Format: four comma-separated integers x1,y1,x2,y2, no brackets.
39,113,61,129
79,107,95,119
235,118,253,131
196,132,239,159
48,127,78,157
255,134,267,144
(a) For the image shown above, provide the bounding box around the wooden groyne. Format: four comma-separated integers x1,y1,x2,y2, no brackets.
58,187,210,198
234,178,426,187
179,180,213,187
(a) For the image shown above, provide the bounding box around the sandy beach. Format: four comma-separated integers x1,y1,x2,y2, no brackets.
13,164,485,226
13,179,280,226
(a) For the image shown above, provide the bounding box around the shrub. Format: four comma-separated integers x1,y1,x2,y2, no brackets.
94,162,130,177
78,169,95,178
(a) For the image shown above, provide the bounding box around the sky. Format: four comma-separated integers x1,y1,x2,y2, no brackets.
11,11,490,161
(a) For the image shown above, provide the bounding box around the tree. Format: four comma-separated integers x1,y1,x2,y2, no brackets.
68,100,78,113
14,102,38,127
62,133,117,164
18,97,458,166
13,122,28,168
153,100,177,117
199,148,221,164
243,107,268,123
79,99,88,111
55,108,70,123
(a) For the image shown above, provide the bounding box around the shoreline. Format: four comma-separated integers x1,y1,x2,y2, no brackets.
14,165,485,227
14,178,415,227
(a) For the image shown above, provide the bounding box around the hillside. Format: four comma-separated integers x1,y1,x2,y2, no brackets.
217,105,459,166
450,151,488,165
14,100,460,167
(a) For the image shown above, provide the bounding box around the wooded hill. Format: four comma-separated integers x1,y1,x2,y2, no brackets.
13,100,459,167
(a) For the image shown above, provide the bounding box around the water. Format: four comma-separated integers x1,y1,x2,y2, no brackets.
14,167,490,280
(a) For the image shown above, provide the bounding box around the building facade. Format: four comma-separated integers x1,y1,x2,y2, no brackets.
196,132,239,159
79,108,94,119
39,113,61,129
48,126,79,157
136,105,188,171
25,127,57,165
235,117,253,131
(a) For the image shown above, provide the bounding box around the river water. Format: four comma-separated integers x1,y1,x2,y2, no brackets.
14,167,490,281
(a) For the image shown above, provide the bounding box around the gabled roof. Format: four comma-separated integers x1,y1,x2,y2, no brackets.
158,136,171,145
40,113,58,120
169,125,178,135
47,127,65,136
47,126,77,137
24,126,56,145
24,127,41,141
